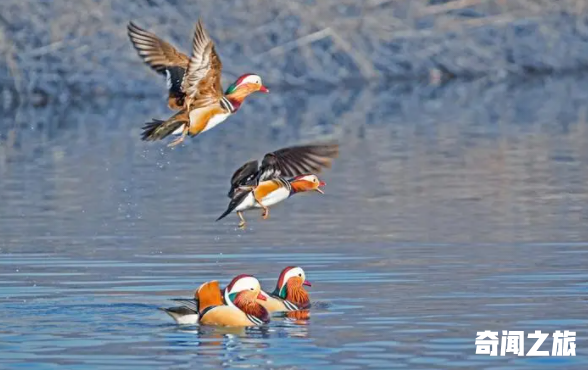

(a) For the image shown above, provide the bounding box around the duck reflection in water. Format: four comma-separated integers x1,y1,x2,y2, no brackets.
168,324,307,367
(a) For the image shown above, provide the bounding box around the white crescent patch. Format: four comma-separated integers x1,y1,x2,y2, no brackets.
171,124,186,135
165,70,172,90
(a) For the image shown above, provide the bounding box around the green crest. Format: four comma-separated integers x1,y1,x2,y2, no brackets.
225,83,237,95
229,292,238,302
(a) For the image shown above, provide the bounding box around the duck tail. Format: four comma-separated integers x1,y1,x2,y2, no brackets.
215,205,235,222
170,298,199,312
159,306,199,325
141,110,189,141
216,188,252,221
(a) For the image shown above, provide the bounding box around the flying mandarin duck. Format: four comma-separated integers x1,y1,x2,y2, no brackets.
127,20,269,147
161,275,269,327
217,143,339,229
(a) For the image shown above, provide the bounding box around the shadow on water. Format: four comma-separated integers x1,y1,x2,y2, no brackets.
0,76,588,368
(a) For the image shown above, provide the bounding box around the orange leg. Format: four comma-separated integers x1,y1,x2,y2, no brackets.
167,125,189,148
253,193,269,220
237,211,246,230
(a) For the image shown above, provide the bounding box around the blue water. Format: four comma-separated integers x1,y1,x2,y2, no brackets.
1,76,588,368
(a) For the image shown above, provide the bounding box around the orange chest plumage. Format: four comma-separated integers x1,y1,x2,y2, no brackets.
285,286,310,308
187,105,232,135
253,180,284,199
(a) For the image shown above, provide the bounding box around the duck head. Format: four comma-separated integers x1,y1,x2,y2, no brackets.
223,274,269,321
224,74,269,108
224,274,266,305
290,174,326,194
272,266,311,307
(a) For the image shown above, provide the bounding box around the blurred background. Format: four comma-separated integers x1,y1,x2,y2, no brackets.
1,0,588,99
1,1,588,369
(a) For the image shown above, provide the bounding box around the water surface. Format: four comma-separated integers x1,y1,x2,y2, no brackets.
1,76,588,368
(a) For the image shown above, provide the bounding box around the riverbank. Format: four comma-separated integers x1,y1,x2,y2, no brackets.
0,0,587,105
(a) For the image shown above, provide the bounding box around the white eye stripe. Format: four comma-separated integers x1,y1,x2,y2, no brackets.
240,75,262,85
282,267,305,288
300,175,318,182
229,277,260,293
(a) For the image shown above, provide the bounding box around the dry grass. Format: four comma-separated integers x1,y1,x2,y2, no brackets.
0,0,587,101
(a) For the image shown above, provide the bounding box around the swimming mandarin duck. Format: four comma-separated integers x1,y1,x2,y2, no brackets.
161,275,269,326
161,267,312,324
217,144,338,229
258,266,312,312
127,20,269,147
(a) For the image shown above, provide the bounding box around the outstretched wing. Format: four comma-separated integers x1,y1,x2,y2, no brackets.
181,19,223,104
127,22,189,73
258,143,339,182
228,160,259,197
227,144,339,197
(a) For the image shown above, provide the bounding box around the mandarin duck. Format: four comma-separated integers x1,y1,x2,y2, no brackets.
161,275,269,327
257,266,312,312
217,144,338,229
127,20,269,147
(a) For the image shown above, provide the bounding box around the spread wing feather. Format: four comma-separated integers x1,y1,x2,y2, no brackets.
127,21,189,73
181,19,223,102
258,144,339,181
228,160,259,197
227,143,339,197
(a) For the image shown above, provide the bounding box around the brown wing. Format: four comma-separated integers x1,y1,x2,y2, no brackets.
257,143,339,182
181,19,223,103
127,22,189,73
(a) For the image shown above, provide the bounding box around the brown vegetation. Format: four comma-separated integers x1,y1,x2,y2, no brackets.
0,0,587,101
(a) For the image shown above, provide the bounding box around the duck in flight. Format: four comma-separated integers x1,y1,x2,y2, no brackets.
217,143,338,229
127,20,269,147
